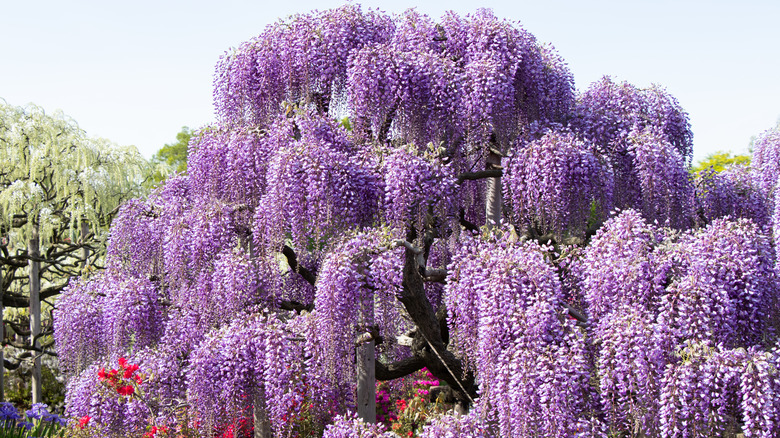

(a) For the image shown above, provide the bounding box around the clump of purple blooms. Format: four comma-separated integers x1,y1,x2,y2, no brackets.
52,4,780,438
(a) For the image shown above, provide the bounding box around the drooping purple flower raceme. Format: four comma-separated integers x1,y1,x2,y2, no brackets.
572,77,693,162
101,275,164,354
693,165,770,230
253,112,380,253
321,412,397,438
187,312,305,436
105,198,164,277
417,410,490,438
577,209,666,325
751,126,780,198
659,344,780,438
381,144,458,232
629,128,694,229
572,78,693,214
659,218,776,348
213,5,393,127
306,230,389,414
444,229,595,436
503,130,612,237
595,305,664,435
187,127,273,206
54,277,107,376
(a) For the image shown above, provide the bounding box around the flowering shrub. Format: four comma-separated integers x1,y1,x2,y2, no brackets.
0,402,67,437
98,357,142,397
375,368,450,437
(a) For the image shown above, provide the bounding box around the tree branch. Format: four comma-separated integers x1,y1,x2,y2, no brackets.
375,356,425,381
455,169,503,185
281,245,317,286
398,247,478,405
278,300,314,313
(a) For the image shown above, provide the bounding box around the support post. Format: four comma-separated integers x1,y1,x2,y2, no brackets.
356,337,376,423
245,237,272,438
29,225,42,404
253,390,271,438
81,220,90,271
0,266,4,401
485,150,503,229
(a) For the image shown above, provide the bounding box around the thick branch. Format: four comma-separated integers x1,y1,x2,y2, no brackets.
12,214,28,228
2,282,67,308
563,302,588,326
455,169,503,185
423,269,447,282
6,342,57,356
375,356,425,381
278,300,314,313
399,247,478,404
399,248,442,342
281,246,317,286
458,210,479,233
4,357,26,371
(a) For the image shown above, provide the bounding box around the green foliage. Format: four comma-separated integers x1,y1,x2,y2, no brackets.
690,150,750,173
0,416,65,438
0,100,152,391
0,100,150,244
4,365,65,412
150,126,191,184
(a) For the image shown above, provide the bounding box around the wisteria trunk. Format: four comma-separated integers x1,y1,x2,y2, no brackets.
28,224,42,404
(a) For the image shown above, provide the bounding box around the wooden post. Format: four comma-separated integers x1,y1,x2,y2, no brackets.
29,225,42,404
246,237,272,438
485,150,503,229
80,220,90,271
356,338,376,423
0,266,4,402
252,390,271,438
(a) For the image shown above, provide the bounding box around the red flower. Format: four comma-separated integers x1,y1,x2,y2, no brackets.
118,357,128,369
135,374,143,385
77,415,91,429
117,385,135,396
123,364,139,378
142,425,168,438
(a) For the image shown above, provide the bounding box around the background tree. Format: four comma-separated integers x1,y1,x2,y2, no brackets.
149,126,191,184
691,150,751,173
53,6,780,438
0,100,150,403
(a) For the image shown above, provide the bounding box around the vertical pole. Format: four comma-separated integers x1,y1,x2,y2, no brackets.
246,237,271,438
0,266,4,402
356,271,376,424
485,150,503,230
356,338,376,423
252,390,271,438
80,220,90,271
29,225,41,404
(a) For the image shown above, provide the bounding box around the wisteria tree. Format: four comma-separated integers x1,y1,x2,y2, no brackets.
0,100,149,402
54,6,780,438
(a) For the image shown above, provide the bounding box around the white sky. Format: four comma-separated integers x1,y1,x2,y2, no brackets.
2,0,779,162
